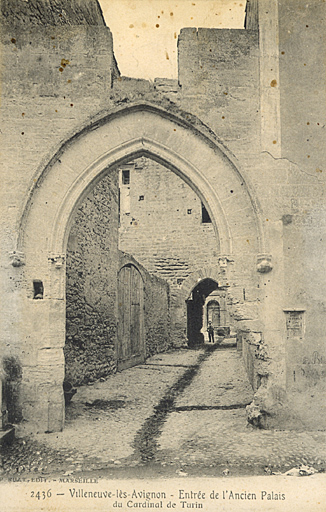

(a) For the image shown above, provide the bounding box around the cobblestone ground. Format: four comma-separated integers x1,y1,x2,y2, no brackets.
35,349,201,462
1,349,203,477
174,344,253,408
156,346,326,472
1,344,326,479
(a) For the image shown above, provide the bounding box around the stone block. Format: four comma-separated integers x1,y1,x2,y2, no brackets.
37,348,64,367
38,382,64,404
48,401,64,433
23,365,64,386
21,401,49,433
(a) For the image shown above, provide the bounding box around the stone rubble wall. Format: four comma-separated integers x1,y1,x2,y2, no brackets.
65,172,119,386
65,174,171,386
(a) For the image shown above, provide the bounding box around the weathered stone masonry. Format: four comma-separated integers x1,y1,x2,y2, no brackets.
65,173,119,385
0,0,121,431
1,0,325,432
65,171,171,385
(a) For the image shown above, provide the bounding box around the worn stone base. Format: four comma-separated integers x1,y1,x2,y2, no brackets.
246,382,320,431
22,398,64,433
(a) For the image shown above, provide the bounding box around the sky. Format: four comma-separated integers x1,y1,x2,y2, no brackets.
99,1,246,80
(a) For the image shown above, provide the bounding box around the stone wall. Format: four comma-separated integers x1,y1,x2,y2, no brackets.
0,0,119,429
277,0,326,420
1,0,107,26
178,28,260,158
119,157,219,293
0,3,117,261
175,25,263,349
175,11,326,425
65,173,171,386
278,0,325,175
65,171,119,385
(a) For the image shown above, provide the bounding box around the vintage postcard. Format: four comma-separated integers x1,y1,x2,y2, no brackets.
0,0,325,511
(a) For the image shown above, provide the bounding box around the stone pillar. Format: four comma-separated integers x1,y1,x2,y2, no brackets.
258,223,285,382
18,254,66,433
258,0,282,157
253,220,289,427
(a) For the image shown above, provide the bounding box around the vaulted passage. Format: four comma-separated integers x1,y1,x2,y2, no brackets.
64,154,221,385
118,156,220,346
64,164,171,386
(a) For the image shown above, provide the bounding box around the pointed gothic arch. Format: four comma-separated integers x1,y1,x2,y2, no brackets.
12,102,266,431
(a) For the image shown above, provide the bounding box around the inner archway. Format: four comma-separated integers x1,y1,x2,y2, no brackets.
207,300,221,327
186,278,219,346
64,152,221,388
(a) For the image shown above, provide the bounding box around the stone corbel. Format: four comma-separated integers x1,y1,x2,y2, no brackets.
49,254,65,268
218,255,233,272
257,254,273,273
218,257,228,270
9,250,25,267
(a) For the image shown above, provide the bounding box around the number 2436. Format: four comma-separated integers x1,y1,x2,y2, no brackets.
30,490,52,500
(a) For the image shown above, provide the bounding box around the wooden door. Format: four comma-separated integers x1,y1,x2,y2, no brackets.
117,264,145,370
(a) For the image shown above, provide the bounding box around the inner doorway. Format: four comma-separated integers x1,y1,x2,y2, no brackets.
186,278,219,346
117,264,145,370
207,300,221,328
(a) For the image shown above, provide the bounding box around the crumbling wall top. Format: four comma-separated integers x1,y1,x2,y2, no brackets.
0,0,106,26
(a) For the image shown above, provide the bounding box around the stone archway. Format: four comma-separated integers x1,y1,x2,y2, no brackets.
186,278,219,346
11,102,265,432
176,269,232,347
207,301,221,328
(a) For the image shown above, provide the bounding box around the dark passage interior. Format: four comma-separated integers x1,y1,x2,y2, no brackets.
186,278,219,346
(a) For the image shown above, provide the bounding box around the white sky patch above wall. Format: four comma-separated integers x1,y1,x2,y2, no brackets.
99,0,246,80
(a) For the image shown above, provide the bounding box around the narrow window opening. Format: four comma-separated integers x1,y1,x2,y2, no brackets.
118,188,121,226
33,280,44,299
201,202,212,223
187,209,192,214
122,169,130,185
139,195,144,201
